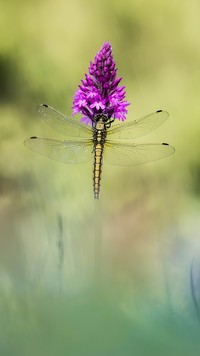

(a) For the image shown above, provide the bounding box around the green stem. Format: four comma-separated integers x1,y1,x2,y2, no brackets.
94,198,102,280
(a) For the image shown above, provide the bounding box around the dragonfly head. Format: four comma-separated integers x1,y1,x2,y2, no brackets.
93,113,109,123
93,113,115,129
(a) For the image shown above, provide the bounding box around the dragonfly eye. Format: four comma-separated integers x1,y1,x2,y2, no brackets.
102,115,109,123
94,115,100,123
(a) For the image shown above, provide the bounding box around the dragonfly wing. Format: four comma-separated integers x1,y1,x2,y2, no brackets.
38,104,92,138
104,141,175,166
107,110,169,139
24,137,93,164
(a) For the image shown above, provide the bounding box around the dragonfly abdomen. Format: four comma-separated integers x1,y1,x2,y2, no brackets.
93,142,104,199
93,123,106,199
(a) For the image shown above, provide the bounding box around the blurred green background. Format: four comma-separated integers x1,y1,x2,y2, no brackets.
1,0,200,355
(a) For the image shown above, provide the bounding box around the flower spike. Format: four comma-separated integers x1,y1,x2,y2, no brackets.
72,42,130,124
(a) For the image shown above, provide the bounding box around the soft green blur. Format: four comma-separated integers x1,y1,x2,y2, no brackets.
1,0,200,355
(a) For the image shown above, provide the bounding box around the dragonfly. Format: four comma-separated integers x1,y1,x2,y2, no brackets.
24,104,175,199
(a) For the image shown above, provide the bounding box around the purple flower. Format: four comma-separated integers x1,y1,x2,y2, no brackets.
72,42,130,124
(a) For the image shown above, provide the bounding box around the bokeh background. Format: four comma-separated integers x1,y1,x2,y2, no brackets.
1,0,200,355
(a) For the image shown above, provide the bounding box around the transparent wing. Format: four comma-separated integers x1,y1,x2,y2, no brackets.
104,141,175,165
24,137,93,164
107,110,169,140
38,104,93,138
